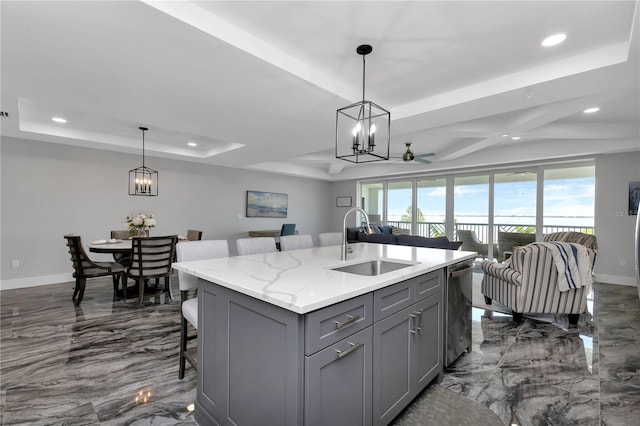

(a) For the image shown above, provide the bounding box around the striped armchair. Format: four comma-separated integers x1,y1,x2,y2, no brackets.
543,231,598,251
481,242,596,325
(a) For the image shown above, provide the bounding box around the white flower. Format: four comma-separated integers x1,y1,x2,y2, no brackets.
126,213,156,231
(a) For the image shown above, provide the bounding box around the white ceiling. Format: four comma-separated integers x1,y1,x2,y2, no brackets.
1,1,639,181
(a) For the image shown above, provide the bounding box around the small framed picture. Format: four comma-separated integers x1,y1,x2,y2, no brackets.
336,196,352,207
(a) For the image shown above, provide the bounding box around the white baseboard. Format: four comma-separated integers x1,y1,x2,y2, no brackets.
0,273,73,291
595,273,638,287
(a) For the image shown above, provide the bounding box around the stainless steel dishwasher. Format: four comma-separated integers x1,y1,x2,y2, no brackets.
444,261,474,367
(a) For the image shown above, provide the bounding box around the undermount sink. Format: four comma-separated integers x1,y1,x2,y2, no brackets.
331,259,417,276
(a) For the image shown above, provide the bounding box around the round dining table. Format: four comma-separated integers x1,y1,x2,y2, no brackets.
88,240,133,254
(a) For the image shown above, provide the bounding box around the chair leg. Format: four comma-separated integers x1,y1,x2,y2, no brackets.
75,277,87,306
72,277,81,301
165,276,173,301
139,279,145,306
112,274,119,293
568,314,580,326
179,315,188,379
120,273,127,299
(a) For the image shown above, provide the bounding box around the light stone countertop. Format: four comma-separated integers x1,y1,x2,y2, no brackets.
172,242,477,314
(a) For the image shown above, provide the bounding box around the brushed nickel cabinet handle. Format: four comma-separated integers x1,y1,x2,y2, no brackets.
334,314,359,329
335,342,363,359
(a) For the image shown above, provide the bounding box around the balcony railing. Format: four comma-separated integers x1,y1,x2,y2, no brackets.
385,220,594,242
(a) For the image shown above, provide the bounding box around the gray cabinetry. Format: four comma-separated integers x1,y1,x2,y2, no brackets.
305,327,373,426
372,273,443,426
196,283,304,426
196,268,443,426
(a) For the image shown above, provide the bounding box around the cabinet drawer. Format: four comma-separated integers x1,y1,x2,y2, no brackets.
305,293,373,355
373,271,443,321
414,269,443,302
373,279,414,322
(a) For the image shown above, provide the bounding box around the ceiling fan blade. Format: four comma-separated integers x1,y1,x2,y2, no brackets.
415,158,432,164
415,153,435,159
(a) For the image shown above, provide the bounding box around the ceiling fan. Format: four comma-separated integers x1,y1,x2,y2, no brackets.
392,143,435,164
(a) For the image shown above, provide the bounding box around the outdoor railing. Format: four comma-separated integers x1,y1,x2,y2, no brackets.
385,220,594,242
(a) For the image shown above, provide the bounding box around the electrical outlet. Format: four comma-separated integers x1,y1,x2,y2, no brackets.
11,260,19,269
619,258,626,267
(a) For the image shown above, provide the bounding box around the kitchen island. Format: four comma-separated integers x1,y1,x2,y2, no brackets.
173,242,476,426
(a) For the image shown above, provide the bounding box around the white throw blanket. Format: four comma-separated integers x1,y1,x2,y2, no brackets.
539,242,593,292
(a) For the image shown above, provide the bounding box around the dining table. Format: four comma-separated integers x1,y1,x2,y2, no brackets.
89,237,186,299
88,237,189,254
88,239,133,254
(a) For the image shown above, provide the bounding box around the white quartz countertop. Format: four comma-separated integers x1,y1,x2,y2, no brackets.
172,243,477,314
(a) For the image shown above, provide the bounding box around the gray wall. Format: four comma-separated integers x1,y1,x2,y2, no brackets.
595,151,640,285
0,137,335,288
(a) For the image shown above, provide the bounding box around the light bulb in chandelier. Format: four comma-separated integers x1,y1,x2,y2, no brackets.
369,123,376,148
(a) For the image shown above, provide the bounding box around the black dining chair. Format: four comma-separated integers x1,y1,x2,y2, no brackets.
110,230,132,266
277,223,296,250
64,235,126,306
126,235,178,305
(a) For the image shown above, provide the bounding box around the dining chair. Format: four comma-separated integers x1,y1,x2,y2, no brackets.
279,234,314,251
126,235,178,305
280,223,296,236
110,230,132,266
64,235,126,306
318,232,343,247
276,223,296,250
176,239,229,379
186,229,203,241
236,237,277,255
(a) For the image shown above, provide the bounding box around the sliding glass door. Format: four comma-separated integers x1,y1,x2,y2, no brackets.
417,178,446,237
358,162,595,252
454,175,489,243
387,180,413,232
494,170,537,233
543,166,595,233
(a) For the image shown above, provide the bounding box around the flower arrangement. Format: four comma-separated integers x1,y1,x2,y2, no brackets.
126,213,156,237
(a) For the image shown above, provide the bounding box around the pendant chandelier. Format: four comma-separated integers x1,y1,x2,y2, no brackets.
129,126,158,196
336,44,390,163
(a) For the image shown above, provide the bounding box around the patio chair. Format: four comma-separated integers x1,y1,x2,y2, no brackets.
457,230,489,259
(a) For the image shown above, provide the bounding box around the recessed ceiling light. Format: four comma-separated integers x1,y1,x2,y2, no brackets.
188,142,198,147
52,117,67,123
501,134,509,138
511,136,521,140
541,33,566,47
583,107,600,114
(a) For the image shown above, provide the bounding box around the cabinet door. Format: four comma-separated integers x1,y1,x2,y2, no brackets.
305,327,372,426
198,281,304,426
372,306,413,426
411,293,443,391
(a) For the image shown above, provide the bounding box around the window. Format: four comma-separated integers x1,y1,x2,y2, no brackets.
454,175,489,242
417,178,446,237
358,163,595,251
543,166,595,233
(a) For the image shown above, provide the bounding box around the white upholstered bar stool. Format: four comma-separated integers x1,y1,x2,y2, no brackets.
236,237,278,255
279,234,314,251
318,232,343,247
176,239,229,379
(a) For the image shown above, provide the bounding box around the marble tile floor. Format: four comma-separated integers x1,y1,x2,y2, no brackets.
1,275,639,425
